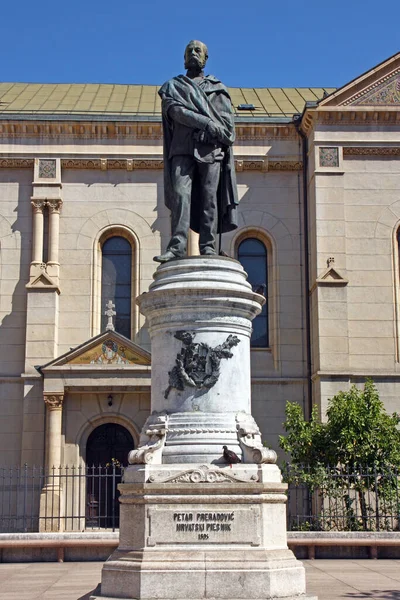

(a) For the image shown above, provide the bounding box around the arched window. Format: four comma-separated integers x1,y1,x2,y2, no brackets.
101,236,132,338
238,238,268,347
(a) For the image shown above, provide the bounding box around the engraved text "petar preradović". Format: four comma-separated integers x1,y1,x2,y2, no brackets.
174,512,235,540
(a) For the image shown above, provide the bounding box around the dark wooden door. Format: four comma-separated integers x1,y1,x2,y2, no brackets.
86,423,133,528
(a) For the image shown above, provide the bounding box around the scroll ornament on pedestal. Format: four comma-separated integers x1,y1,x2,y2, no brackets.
236,412,277,464
128,413,168,465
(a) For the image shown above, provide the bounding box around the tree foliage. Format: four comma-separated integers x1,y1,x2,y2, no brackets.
280,380,400,531
280,379,400,470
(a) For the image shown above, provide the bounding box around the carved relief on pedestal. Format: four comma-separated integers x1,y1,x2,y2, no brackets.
44,394,64,410
148,464,259,484
164,331,240,399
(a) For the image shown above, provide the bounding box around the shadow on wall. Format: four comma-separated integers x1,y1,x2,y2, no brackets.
0,170,37,466
0,170,31,376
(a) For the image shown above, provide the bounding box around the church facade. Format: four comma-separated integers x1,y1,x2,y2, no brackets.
0,52,400,481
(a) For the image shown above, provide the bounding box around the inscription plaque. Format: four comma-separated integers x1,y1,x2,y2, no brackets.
147,505,260,546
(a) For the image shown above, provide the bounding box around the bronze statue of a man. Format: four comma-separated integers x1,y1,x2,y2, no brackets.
154,40,238,263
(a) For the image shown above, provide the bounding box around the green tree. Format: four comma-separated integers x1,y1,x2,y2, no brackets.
280,380,400,531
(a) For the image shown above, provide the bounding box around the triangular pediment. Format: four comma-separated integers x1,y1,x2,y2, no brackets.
42,330,151,369
319,52,400,108
26,271,59,290
316,266,348,286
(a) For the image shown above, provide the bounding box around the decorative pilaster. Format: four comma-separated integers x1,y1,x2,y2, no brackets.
47,199,63,266
44,394,64,469
30,199,46,265
28,157,62,288
39,393,64,532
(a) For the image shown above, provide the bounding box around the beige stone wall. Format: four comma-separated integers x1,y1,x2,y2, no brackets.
0,170,33,465
0,131,309,466
310,124,400,419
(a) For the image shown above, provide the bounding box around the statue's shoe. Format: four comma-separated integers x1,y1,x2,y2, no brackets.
153,250,181,263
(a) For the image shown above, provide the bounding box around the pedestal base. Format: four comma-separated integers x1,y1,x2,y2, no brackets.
92,464,316,600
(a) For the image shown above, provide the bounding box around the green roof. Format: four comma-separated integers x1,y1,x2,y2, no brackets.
0,83,336,119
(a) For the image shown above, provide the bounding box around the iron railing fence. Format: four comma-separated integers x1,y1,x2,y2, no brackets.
0,464,124,533
1,464,399,533
283,463,400,532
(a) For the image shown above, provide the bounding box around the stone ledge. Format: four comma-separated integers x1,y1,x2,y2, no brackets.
288,531,400,540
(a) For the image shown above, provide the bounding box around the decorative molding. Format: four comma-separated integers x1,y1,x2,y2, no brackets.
62,159,102,169
0,156,303,172
44,394,64,409
0,121,298,141
269,160,302,171
132,159,164,169
167,427,235,435
0,158,34,168
343,146,400,157
147,464,259,484
301,107,400,135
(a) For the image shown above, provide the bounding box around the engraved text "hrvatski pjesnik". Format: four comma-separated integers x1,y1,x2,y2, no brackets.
173,512,235,540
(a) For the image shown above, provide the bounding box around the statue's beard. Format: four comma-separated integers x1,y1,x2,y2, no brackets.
185,57,206,70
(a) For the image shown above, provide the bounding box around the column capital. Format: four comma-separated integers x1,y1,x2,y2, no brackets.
31,199,46,213
44,394,64,409
47,199,63,214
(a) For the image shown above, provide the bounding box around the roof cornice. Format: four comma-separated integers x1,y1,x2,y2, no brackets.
0,119,299,141
299,106,400,136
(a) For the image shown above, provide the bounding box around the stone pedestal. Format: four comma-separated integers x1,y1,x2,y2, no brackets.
92,257,316,600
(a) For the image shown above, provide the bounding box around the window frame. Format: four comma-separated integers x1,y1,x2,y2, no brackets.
237,237,269,348
233,227,276,358
92,226,139,339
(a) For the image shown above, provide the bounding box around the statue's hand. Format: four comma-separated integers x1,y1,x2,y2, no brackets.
206,120,224,142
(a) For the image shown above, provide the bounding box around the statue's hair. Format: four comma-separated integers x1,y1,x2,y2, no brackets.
185,40,208,59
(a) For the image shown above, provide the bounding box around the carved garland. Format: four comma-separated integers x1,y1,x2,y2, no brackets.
147,465,259,484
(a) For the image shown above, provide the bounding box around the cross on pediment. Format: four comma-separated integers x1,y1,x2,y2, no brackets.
105,300,116,331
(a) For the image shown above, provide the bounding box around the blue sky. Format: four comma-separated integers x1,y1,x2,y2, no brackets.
1,0,399,88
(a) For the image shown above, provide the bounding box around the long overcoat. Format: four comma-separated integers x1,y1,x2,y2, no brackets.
158,74,239,234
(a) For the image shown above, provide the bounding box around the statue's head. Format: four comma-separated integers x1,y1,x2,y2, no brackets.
184,40,208,70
